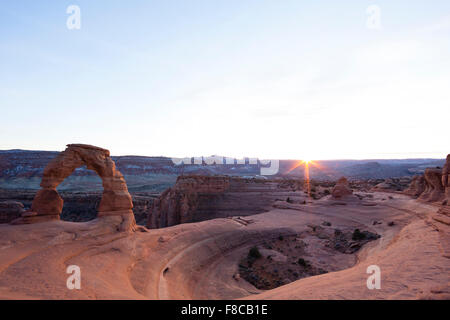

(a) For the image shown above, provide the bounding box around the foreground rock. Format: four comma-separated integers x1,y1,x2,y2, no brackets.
12,144,135,231
0,191,448,299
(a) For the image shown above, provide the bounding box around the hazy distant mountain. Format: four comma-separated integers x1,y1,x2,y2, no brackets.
0,149,445,191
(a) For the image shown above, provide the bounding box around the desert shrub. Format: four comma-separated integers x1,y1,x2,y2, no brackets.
297,258,310,267
352,229,366,240
248,246,262,259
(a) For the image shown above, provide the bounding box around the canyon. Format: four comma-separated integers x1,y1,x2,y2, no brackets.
0,146,448,300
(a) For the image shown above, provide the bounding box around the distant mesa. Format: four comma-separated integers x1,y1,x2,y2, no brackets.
11,144,136,231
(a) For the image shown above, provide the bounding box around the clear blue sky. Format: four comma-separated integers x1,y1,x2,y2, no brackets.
1,1,449,159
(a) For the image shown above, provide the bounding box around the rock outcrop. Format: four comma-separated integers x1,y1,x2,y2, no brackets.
0,201,25,224
12,144,135,231
404,155,450,258
331,177,353,199
442,154,450,200
147,175,303,229
431,155,450,258
418,168,445,202
371,177,412,193
404,175,427,197
404,167,445,203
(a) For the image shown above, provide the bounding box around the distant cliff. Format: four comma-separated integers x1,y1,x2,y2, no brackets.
0,149,445,191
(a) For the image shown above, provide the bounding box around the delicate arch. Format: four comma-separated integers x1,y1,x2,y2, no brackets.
14,144,135,229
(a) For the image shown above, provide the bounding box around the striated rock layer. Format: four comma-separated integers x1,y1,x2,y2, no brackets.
147,175,303,229
403,161,447,205
12,144,135,231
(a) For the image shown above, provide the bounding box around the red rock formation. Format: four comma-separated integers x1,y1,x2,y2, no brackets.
403,166,446,203
331,177,353,199
147,175,231,228
12,144,135,231
147,175,301,229
418,168,445,202
402,155,450,257
430,155,450,258
403,175,426,198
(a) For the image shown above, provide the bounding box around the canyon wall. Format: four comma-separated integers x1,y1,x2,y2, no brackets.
147,175,302,229
404,155,450,258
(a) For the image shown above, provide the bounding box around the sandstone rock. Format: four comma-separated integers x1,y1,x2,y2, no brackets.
331,177,353,199
418,168,445,202
147,175,303,229
0,201,25,223
12,144,135,231
442,154,450,199
404,166,446,203
403,175,426,198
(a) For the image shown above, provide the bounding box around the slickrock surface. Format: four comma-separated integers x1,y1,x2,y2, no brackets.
0,191,448,300
12,144,135,231
147,175,303,228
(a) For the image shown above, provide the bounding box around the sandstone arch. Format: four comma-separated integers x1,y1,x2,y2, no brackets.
13,144,135,231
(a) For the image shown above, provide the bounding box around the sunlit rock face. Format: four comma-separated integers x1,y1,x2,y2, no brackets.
12,144,135,231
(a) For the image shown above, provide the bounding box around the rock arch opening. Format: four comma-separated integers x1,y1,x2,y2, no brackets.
13,144,135,230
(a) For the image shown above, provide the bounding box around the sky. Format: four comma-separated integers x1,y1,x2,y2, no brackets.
1,0,449,160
